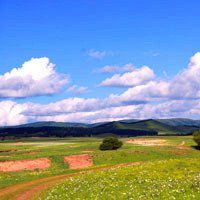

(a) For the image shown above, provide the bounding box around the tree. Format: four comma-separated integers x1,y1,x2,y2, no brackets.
99,137,123,151
193,130,200,146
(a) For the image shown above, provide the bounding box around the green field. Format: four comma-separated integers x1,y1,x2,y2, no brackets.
0,136,199,199
41,158,200,200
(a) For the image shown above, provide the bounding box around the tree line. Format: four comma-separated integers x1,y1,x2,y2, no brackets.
0,126,158,138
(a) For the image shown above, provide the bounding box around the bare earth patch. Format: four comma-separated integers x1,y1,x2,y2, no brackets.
64,154,93,169
177,141,189,150
82,150,94,153
0,158,51,172
127,139,168,146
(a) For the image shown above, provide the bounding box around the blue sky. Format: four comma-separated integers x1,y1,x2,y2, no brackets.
0,0,200,125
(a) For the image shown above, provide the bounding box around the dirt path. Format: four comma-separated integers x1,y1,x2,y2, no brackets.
0,162,141,200
127,139,167,146
177,141,188,150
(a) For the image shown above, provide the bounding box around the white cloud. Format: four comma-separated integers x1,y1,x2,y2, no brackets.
96,65,119,73
67,85,88,94
0,57,69,98
116,80,169,102
0,101,28,126
87,49,113,59
122,64,135,72
22,97,115,116
87,49,106,59
96,63,134,73
1,98,199,126
100,66,155,87
144,51,160,57
117,52,200,101
1,52,200,126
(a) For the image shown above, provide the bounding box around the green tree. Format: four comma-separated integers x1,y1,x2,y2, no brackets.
99,137,123,151
193,130,200,146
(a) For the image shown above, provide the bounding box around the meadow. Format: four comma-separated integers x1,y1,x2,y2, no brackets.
0,136,199,199
40,158,200,200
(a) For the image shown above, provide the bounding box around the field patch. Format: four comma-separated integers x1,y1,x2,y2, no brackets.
82,150,94,153
127,138,168,146
0,149,19,153
64,154,93,169
0,158,50,172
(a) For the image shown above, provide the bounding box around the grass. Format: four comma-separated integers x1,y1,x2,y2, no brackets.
40,158,200,200
0,137,101,188
0,135,199,199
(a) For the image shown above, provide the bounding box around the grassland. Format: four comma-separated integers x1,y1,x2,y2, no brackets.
0,136,199,199
40,158,200,200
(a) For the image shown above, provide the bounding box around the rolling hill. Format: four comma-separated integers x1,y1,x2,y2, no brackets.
0,118,199,138
157,118,200,127
11,121,89,128
94,119,198,135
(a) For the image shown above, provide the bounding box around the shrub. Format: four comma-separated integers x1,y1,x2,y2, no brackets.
193,130,200,146
99,137,123,151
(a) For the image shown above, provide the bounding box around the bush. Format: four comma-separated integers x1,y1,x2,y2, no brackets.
99,137,123,151
193,130,200,146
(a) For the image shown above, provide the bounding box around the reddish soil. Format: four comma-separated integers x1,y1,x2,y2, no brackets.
0,158,50,172
177,141,189,150
0,149,18,153
0,161,142,200
127,139,167,146
64,154,93,169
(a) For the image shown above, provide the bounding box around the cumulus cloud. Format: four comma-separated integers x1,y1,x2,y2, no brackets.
32,99,200,123
1,52,200,126
100,66,155,87
67,85,88,94
1,99,199,126
96,63,134,73
0,57,69,98
0,101,28,126
22,97,118,117
117,52,200,101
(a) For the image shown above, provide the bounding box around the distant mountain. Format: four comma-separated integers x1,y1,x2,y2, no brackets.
0,118,199,138
11,121,89,128
156,118,200,127
118,119,140,123
94,119,197,135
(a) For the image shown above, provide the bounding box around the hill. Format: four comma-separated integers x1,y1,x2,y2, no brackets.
0,118,199,138
157,118,200,127
94,119,197,135
11,121,89,128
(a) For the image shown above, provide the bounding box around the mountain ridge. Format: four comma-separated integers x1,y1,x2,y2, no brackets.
2,118,200,128
0,118,199,138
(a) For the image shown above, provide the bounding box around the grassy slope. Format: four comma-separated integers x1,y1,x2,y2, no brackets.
158,118,200,126
104,119,184,135
9,121,89,128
